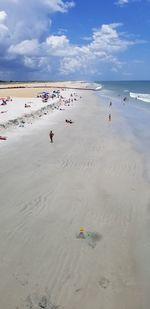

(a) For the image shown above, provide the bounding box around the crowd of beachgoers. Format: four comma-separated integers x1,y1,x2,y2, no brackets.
0,87,82,141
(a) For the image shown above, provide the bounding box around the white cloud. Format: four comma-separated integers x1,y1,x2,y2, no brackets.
60,57,84,74
45,35,78,57
82,36,92,41
90,24,128,53
0,11,9,41
0,0,76,78
0,10,7,23
8,39,39,56
0,24,9,39
44,23,140,76
6,23,143,77
24,56,49,70
42,0,75,12
57,28,68,35
0,0,74,43
0,1,145,79
46,35,69,49
115,0,144,6
115,0,129,6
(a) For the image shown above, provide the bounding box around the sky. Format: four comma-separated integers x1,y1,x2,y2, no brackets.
0,0,150,81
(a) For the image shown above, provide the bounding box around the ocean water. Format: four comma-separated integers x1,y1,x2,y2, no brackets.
95,81,150,180
95,80,150,103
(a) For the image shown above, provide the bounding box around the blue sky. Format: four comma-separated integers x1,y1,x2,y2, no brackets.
0,0,150,81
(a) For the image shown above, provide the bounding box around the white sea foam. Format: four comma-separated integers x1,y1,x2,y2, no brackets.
95,83,102,91
90,82,103,90
95,86,102,91
130,92,150,103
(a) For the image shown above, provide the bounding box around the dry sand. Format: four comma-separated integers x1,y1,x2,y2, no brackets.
0,81,92,98
0,87,77,135
0,88,150,308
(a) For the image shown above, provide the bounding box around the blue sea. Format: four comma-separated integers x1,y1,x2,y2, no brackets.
95,80,150,102
94,81,150,179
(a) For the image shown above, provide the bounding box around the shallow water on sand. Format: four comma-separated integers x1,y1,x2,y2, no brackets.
96,88,150,307
97,89,150,181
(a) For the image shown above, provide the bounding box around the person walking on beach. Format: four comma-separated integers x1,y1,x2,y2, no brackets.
109,101,112,107
49,130,54,143
109,113,111,122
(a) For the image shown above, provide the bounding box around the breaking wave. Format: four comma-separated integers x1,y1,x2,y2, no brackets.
130,92,150,103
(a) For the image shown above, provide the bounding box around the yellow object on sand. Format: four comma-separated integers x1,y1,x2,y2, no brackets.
80,227,85,233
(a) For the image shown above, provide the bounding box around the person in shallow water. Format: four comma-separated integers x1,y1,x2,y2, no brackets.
49,130,54,143
109,114,111,122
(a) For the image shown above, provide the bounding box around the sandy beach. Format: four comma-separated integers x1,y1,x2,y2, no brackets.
0,81,92,98
0,84,150,308
0,83,82,136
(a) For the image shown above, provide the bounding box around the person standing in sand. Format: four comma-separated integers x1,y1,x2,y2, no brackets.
49,130,54,143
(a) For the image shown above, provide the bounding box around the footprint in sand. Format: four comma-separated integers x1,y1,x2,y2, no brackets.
98,277,110,289
18,293,61,309
75,288,82,293
13,272,29,287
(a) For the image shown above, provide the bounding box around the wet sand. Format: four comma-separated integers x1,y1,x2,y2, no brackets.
0,89,150,308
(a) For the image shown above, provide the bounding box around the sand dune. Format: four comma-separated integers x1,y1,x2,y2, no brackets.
0,89,150,308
